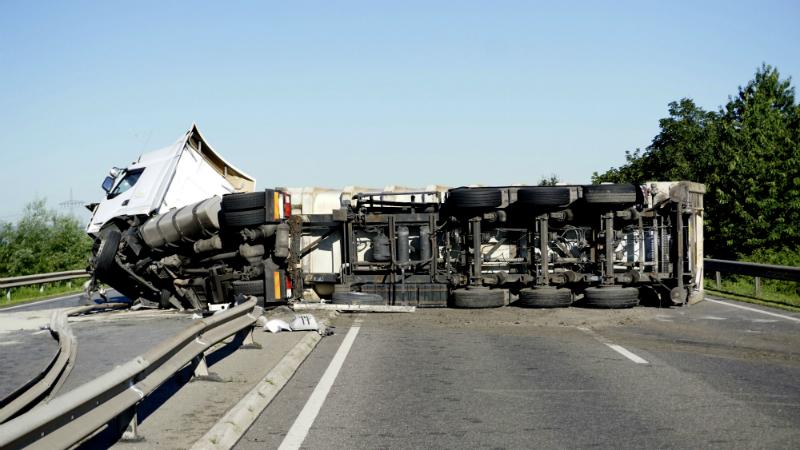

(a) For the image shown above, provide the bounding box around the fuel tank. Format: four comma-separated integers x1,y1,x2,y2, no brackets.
139,196,222,248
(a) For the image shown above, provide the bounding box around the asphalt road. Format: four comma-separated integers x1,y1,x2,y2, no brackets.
0,289,193,401
0,289,128,314
238,298,800,449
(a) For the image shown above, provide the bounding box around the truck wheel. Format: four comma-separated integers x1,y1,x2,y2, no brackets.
331,291,385,305
159,289,173,309
450,287,505,308
516,187,572,208
232,280,265,296
222,192,267,212
582,184,639,205
94,228,122,277
446,188,502,210
581,286,639,308
514,287,572,308
222,209,269,227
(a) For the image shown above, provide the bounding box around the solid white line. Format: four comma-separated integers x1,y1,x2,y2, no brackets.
606,344,649,364
278,325,361,450
705,298,800,323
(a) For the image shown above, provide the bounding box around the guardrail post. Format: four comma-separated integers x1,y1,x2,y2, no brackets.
4,289,9,303
715,271,721,289
238,326,262,350
191,353,222,382
118,406,143,442
755,276,762,297
193,354,209,377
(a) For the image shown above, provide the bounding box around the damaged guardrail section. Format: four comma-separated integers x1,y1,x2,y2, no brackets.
0,311,77,424
0,298,262,450
0,303,129,424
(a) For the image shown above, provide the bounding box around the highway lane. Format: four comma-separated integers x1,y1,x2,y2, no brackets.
0,289,128,314
238,299,800,449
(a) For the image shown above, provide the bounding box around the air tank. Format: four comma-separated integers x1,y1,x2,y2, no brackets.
418,225,432,261
140,196,222,248
371,232,391,262
396,226,410,263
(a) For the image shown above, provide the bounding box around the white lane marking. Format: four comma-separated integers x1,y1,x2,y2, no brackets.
0,292,81,312
705,298,800,323
577,327,649,365
605,343,649,364
278,325,361,450
699,315,728,321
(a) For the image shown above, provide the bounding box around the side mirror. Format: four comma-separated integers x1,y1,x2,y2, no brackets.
102,176,115,193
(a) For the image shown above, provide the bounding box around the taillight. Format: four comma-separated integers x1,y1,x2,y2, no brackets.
273,192,281,220
283,193,292,218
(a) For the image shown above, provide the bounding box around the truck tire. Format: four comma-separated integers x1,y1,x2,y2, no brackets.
582,184,639,205
94,228,122,277
221,209,269,227
516,187,572,208
232,280,265,296
514,287,572,308
331,291,385,305
159,289,173,309
446,188,502,210
222,192,267,212
450,287,505,308
581,286,639,308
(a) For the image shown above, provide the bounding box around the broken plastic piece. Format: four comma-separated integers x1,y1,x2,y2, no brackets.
290,314,319,331
264,319,292,333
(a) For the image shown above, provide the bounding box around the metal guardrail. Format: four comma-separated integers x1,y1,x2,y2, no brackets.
0,298,262,450
704,258,800,297
0,303,129,424
0,270,90,290
0,311,76,424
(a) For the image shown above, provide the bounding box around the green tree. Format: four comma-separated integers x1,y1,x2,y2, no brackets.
538,174,561,186
0,200,93,277
592,64,800,259
714,65,800,256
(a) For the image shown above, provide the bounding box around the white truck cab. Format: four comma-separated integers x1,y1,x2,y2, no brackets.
87,124,255,236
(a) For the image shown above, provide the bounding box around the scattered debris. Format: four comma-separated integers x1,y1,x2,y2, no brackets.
290,314,318,331
262,312,331,335
264,319,292,334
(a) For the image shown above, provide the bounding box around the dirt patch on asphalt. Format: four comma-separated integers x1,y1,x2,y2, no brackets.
351,305,670,335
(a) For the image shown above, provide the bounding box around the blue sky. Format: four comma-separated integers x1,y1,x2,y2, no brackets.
1,0,798,221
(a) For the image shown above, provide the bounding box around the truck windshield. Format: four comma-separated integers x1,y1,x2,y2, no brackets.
108,169,144,199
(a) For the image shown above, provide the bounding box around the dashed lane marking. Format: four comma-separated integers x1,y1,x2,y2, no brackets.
605,343,649,364
577,326,650,365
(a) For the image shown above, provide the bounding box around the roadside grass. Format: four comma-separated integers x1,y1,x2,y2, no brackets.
704,277,800,312
0,282,86,309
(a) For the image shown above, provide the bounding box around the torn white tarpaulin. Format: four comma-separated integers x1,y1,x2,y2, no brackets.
264,319,292,333
262,313,324,334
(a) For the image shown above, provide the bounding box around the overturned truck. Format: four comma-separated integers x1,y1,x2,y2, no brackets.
86,125,291,310
86,127,705,310
292,182,705,309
